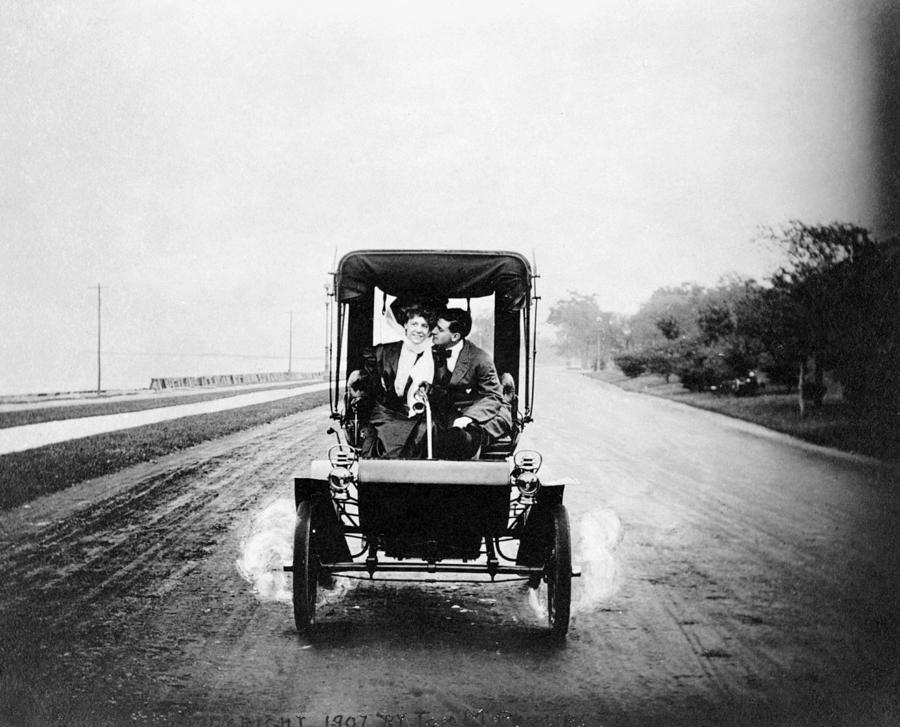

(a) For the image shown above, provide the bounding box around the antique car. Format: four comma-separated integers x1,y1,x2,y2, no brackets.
286,250,576,637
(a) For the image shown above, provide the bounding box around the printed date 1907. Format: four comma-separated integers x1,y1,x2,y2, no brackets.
219,710,595,727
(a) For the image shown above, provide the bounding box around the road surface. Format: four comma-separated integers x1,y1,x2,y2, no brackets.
2,367,898,726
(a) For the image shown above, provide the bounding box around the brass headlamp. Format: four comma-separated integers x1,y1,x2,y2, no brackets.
511,450,543,499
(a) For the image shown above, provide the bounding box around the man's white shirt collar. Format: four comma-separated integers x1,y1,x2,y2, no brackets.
446,339,464,372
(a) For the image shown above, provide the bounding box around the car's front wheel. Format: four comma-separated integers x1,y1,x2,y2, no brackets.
292,500,318,634
546,504,572,638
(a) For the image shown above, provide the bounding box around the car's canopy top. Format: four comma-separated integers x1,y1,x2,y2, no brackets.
335,250,532,312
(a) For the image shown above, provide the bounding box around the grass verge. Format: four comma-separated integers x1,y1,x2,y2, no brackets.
585,369,898,462
0,390,330,511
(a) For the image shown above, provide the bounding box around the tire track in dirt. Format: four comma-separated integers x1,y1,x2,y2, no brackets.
0,406,327,632
1,405,333,725
5,370,900,726
589,395,899,607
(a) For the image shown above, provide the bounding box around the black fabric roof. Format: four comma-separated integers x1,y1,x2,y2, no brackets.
335,250,532,312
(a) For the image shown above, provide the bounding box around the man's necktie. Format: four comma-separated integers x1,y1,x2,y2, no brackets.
434,348,451,386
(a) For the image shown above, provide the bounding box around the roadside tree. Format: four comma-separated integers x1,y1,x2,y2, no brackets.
548,293,627,369
760,221,874,415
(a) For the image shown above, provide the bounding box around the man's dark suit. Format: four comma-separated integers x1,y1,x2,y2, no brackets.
432,339,512,455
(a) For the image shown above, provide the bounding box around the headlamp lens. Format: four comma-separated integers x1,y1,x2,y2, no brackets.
514,470,540,496
328,466,354,493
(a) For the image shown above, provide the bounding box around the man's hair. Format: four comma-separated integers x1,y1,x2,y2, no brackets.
440,308,472,338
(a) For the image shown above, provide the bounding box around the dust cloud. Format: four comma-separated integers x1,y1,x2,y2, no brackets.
528,507,624,621
235,497,296,602
571,508,624,613
236,496,624,622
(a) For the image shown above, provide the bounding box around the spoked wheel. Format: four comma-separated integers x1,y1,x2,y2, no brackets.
546,504,572,638
292,500,318,634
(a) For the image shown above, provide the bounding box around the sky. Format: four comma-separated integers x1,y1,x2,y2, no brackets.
0,0,891,394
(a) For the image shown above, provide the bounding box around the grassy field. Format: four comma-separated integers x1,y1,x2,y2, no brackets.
585,368,899,462
0,390,330,511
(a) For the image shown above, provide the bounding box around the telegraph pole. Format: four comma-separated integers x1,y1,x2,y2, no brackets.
95,284,103,394
288,310,293,375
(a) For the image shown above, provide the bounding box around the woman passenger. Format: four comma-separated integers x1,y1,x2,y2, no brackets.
348,303,437,458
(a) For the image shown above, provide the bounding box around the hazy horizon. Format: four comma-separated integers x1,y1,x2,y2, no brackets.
3,1,894,395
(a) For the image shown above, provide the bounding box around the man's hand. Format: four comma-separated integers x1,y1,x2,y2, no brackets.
452,416,473,429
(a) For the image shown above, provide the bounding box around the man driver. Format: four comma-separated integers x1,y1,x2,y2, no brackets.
429,308,512,459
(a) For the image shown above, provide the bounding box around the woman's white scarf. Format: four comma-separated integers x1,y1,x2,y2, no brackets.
395,339,434,416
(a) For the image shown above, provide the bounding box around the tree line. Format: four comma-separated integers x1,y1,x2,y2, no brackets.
547,221,900,416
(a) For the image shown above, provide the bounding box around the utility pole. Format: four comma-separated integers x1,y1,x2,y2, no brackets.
97,284,101,394
288,310,293,375
93,284,104,394
91,283,106,396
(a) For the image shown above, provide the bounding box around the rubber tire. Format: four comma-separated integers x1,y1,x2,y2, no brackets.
547,504,572,638
293,500,318,634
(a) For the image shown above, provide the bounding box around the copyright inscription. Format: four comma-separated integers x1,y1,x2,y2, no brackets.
202,710,597,727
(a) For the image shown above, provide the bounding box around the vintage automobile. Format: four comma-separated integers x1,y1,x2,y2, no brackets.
287,250,577,638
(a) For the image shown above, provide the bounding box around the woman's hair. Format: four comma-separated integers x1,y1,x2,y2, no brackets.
398,302,437,329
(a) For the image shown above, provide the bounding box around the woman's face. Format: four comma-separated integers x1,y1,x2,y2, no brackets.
404,314,430,345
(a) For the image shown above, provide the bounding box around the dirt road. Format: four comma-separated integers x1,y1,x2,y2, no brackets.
2,368,899,726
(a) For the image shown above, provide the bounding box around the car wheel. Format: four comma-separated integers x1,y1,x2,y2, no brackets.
546,504,572,639
293,500,318,634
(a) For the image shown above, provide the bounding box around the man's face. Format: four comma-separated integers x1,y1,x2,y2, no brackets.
431,318,458,348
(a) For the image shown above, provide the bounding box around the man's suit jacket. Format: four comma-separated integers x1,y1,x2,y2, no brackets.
434,339,512,441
